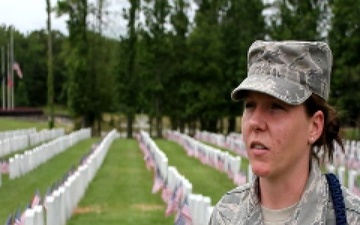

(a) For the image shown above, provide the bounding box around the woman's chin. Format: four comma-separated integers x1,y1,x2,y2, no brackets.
250,163,271,177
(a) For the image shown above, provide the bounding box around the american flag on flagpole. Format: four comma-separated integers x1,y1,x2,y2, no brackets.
12,62,23,79
7,74,13,87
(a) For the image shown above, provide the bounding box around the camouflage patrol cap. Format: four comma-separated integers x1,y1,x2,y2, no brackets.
231,40,332,105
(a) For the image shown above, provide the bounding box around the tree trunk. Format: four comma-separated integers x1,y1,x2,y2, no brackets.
149,115,153,137
170,116,177,130
155,96,162,138
179,119,185,133
127,113,134,138
208,119,217,132
227,116,236,134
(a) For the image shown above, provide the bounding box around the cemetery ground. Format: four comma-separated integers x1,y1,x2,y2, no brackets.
1,116,358,224
0,117,239,224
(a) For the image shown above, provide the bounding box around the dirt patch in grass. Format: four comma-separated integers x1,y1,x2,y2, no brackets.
74,205,103,214
132,203,163,211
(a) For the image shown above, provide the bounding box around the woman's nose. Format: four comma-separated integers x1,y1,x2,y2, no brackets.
248,108,267,131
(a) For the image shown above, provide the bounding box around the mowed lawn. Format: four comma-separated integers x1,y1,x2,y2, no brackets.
67,138,175,225
0,117,52,131
67,137,239,224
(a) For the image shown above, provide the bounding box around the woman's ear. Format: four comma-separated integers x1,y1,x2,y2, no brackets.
309,110,324,144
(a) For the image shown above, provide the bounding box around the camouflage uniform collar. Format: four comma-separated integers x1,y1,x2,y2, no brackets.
286,160,328,224
246,160,328,224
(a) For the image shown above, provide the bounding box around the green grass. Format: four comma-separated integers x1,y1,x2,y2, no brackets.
0,138,99,223
67,139,175,225
0,117,48,131
155,139,237,204
0,117,71,133
343,127,360,140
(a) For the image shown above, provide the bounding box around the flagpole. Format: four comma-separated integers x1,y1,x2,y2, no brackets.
1,46,5,109
7,43,10,110
10,27,14,109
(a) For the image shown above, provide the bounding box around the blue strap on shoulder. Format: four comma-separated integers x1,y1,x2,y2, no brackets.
325,173,347,225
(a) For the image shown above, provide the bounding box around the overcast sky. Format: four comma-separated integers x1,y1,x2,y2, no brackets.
0,0,129,37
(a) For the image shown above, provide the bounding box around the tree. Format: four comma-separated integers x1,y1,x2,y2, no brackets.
185,0,225,132
57,0,98,130
267,0,330,41
142,0,172,137
167,0,190,133
116,0,141,138
328,0,360,135
219,0,266,133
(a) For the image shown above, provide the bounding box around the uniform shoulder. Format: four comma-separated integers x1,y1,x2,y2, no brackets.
226,183,252,195
218,183,252,204
343,187,360,215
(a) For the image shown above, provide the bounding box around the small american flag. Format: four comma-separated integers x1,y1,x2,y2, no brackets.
13,208,24,225
175,196,192,225
0,160,9,174
4,214,13,225
233,172,247,186
152,169,164,194
31,189,41,208
165,183,184,216
161,183,171,203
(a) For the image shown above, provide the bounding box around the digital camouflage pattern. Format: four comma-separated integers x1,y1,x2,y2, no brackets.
208,160,360,225
231,41,332,105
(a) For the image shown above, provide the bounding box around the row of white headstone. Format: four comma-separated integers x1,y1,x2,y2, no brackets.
195,130,360,167
167,130,251,186
18,129,119,225
194,130,360,196
195,130,247,157
0,128,65,158
8,128,91,180
138,131,213,225
0,128,36,140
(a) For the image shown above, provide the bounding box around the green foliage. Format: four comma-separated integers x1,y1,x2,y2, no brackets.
166,0,190,131
15,81,29,106
267,0,330,40
141,0,172,137
328,0,360,129
0,117,48,131
219,0,266,132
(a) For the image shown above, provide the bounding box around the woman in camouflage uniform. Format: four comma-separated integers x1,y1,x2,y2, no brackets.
209,40,360,225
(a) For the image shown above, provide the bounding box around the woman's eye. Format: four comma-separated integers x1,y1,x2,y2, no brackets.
244,102,255,109
271,103,285,110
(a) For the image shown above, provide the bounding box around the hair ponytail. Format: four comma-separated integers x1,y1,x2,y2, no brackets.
305,94,344,163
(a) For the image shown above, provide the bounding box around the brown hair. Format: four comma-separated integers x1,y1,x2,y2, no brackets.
304,94,344,163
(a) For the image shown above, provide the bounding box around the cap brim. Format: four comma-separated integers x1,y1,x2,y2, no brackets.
231,75,312,105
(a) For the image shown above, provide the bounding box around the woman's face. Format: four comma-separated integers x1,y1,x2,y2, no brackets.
241,92,318,179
